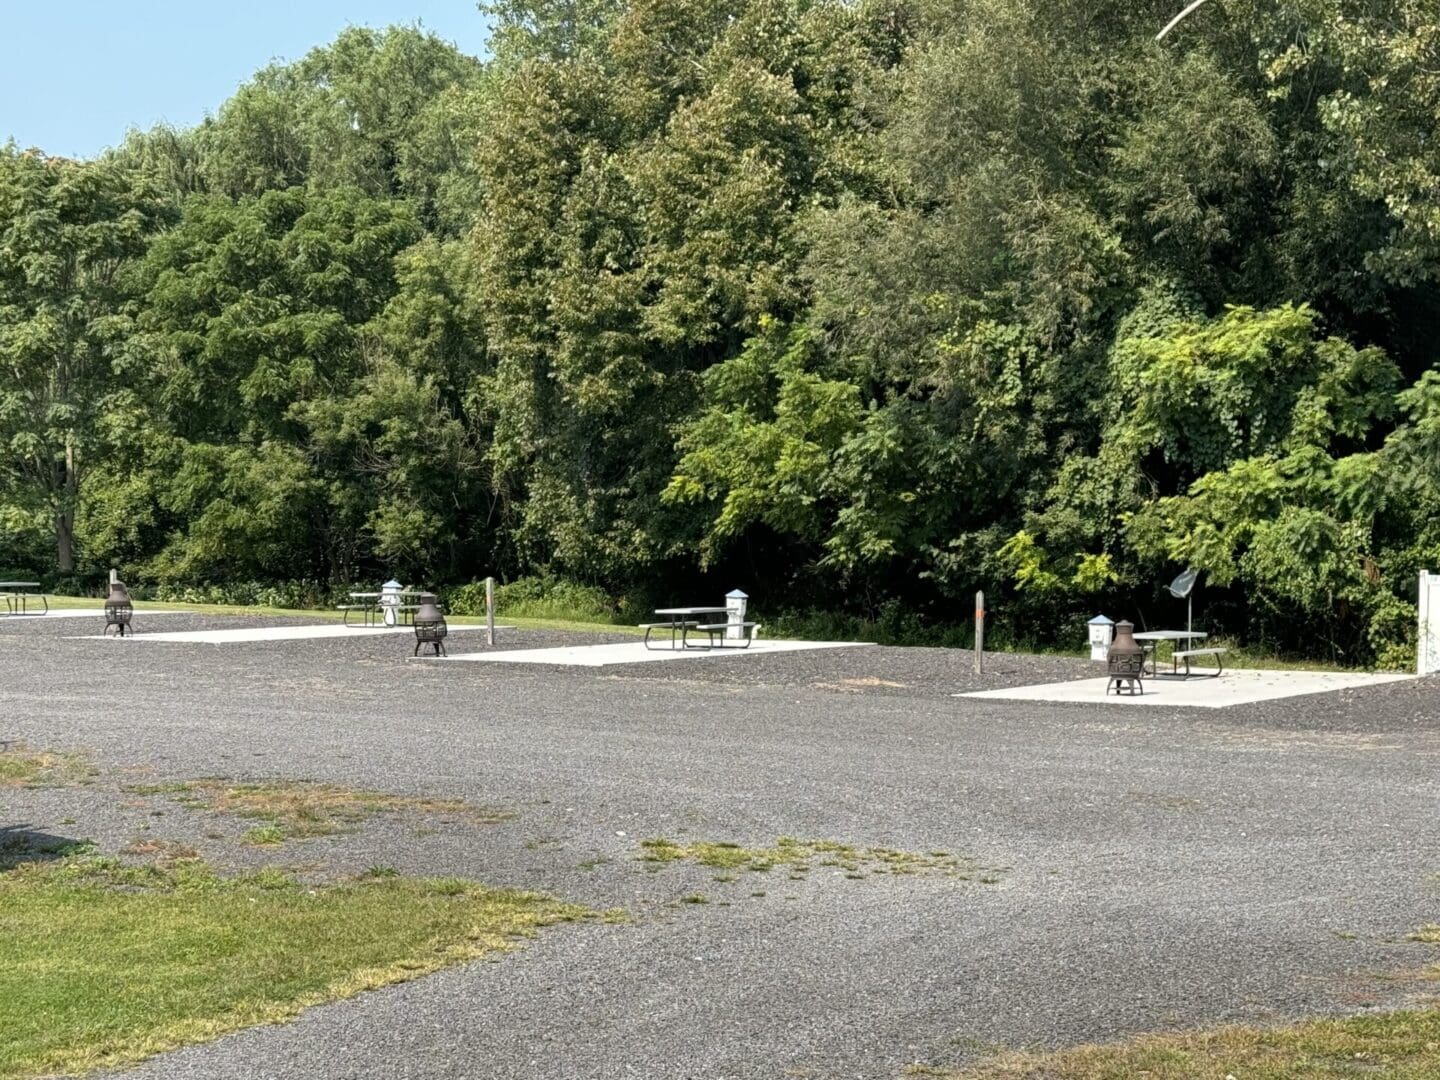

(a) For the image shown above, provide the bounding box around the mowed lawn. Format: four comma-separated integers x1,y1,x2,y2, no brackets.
0,855,586,1079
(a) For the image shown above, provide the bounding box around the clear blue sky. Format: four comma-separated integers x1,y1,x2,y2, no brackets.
2,2,492,159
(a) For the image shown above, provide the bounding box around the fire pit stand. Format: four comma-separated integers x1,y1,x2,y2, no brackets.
104,580,134,637
412,593,448,657
1106,619,1145,695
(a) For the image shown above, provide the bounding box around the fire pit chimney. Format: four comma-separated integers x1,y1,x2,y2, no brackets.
104,579,134,637
1106,619,1145,695
412,593,448,657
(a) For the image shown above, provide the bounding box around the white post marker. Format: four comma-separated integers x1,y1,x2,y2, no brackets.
486,576,496,647
1088,615,1115,662
726,589,748,642
974,590,985,675
380,578,403,627
1421,571,1440,676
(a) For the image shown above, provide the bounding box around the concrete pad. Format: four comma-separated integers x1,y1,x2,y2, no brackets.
70,623,509,644
1,608,186,620
959,667,1414,709
434,639,867,667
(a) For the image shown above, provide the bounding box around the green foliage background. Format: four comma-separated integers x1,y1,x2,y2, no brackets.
4,3,1440,665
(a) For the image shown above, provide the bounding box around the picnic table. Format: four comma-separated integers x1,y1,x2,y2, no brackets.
0,582,47,616
641,606,758,650
338,590,426,627
1133,630,1224,678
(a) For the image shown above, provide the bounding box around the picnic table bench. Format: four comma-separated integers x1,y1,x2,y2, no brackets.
693,621,759,649
0,582,47,616
1133,631,1226,678
1172,647,1226,678
643,607,758,650
341,591,424,627
640,619,700,649
643,606,725,650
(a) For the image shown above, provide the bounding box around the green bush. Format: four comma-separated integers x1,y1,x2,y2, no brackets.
446,575,620,624
151,580,349,610
767,605,974,649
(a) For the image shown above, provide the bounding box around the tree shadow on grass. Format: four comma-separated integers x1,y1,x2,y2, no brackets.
0,825,86,872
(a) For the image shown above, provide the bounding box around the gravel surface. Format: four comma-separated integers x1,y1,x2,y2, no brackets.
2,613,1437,1079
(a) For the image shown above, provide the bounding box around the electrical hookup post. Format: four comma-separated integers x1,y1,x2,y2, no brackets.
486,576,496,647
1421,571,1440,676
974,591,985,675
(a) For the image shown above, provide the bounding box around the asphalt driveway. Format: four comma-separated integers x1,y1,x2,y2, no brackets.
2,614,1437,1078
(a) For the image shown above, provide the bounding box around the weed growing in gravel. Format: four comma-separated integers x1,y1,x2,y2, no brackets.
120,840,200,863
240,825,287,847
638,837,994,881
914,1010,1440,1078
0,850,588,1078
125,779,514,845
0,745,94,788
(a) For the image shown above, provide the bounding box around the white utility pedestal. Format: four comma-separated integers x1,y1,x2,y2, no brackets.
1421,571,1440,675
380,579,403,627
1088,615,1115,661
725,589,749,641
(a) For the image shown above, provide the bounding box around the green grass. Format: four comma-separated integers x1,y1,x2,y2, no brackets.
0,746,94,788
0,854,587,1079
126,778,513,845
638,837,996,880
39,593,645,636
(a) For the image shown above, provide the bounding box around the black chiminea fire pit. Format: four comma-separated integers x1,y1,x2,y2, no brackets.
412,593,448,656
1106,619,1145,695
104,580,134,637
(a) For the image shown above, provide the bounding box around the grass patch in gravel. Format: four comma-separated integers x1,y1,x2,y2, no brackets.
125,778,513,845
921,923,1440,1078
915,1010,1440,1079
639,837,993,880
0,745,93,788
0,852,586,1079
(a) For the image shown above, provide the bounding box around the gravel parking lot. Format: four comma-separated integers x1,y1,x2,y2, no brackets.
2,612,1437,1079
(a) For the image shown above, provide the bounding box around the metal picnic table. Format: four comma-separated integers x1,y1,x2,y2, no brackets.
1133,630,1208,676
0,582,47,616
644,606,729,650
338,590,426,627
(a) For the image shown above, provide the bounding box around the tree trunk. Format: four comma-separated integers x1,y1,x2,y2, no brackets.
56,510,74,573
55,441,77,573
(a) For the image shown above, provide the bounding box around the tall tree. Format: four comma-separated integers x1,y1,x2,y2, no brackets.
0,148,164,572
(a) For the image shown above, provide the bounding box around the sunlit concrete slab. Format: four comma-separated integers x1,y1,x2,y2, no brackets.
433,639,867,667
959,668,1415,709
71,623,507,644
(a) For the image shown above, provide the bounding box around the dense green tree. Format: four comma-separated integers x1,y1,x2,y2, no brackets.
473,0,913,576
90,186,422,581
0,148,165,572
115,26,490,233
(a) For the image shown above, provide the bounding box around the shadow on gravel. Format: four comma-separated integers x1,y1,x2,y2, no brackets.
0,825,85,872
